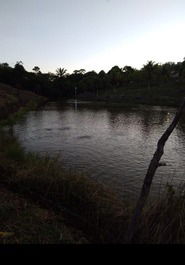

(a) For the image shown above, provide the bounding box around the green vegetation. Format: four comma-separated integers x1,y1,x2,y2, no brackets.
0,82,46,126
0,132,130,243
1,80,185,243
1,131,185,243
1,59,185,106
0,187,88,244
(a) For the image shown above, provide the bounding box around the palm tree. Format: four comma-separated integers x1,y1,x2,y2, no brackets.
56,67,67,78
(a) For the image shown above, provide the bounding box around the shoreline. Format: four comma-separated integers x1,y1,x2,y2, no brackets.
0,85,129,243
1,84,185,243
64,99,179,109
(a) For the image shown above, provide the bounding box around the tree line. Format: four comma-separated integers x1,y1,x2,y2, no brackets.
1,59,185,100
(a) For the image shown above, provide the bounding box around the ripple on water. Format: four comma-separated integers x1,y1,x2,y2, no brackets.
58,127,71,131
77,135,92,139
13,102,185,200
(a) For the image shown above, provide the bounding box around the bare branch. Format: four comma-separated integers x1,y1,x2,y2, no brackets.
126,98,185,243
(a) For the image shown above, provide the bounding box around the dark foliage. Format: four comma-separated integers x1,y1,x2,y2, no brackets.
1,59,185,100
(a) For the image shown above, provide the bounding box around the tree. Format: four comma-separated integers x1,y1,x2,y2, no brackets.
0,62,10,68
161,62,175,83
13,61,26,88
126,98,185,243
73,69,86,75
107,66,123,87
78,71,98,95
0,62,13,85
122,65,134,73
14,61,25,73
56,68,67,78
122,65,135,85
47,72,56,82
68,69,86,86
142,60,158,88
32,66,41,74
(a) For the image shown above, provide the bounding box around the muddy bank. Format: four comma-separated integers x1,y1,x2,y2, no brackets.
0,82,46,121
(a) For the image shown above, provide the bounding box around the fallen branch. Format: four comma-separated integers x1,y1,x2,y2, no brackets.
126,98,185,243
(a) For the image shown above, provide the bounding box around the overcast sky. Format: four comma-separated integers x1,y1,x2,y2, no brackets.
0,0,185,73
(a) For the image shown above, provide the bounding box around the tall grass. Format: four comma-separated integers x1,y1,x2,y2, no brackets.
1,131,185,243
0,132,131,243
135,184,185,244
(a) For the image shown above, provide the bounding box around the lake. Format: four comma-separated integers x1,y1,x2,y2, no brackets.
12,101,185,202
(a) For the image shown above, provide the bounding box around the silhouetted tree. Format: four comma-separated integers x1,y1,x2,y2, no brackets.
56,67,67,78
1,58,185,101
73,69,86,75
32,66,41,74
142,60,158,88
108,66,123,88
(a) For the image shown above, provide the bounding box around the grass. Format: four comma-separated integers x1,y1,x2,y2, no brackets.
1,131,185,243
0,82,47,127
134,184,185,244
0,186,88,244
0,132,130,243
77,84,183,108
0,99,46,127
1,83,185,243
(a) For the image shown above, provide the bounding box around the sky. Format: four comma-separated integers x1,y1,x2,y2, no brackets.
0,0,185,74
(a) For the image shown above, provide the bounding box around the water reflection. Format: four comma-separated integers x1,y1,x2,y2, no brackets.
12,102,185,202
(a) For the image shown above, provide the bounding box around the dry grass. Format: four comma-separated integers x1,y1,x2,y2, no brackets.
134,184,185,244
2,130,185,244
1,131,185,243
0,82,45,123
0,132,130,243
0,186,89,244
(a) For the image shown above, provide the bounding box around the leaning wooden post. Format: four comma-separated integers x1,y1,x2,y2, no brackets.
126,98,185,243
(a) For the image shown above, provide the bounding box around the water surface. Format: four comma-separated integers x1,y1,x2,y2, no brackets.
12,101,185,201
